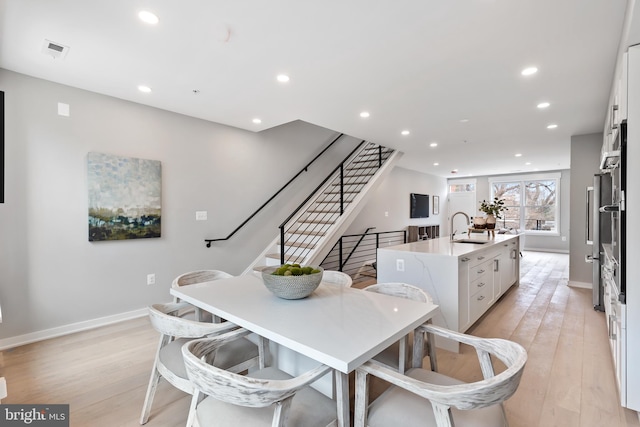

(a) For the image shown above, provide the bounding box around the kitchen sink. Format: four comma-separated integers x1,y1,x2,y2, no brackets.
453,239,489,244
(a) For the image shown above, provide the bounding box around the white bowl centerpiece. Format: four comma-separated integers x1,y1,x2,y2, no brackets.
261,264,324,300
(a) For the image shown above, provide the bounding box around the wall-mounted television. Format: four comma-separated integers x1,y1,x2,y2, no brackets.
410,193,429,218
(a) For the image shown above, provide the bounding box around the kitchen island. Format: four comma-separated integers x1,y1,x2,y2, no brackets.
377,233,520,352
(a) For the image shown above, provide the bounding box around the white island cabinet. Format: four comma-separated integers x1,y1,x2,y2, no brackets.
377,234,520,352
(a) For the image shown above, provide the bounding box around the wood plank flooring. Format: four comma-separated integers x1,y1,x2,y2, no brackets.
0,251,638,426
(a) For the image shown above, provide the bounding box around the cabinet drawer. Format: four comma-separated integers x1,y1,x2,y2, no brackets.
470,275,490,295
469,260,492,278
470,286,492,322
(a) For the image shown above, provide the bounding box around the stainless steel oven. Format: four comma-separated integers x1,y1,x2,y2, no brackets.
587,122,626,309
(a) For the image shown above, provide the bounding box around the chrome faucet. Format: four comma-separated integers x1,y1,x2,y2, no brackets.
450,211,470,240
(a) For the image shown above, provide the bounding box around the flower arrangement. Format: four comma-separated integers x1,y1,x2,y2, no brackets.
479,197,508,219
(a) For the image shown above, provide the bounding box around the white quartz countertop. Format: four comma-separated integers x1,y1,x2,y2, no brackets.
379,234,520,257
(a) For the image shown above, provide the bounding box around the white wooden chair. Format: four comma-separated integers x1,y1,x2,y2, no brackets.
172,269,234,322
182,327,338,427
363,282,436,373
354,324,527,427
140,302,267,426
322,270,353,287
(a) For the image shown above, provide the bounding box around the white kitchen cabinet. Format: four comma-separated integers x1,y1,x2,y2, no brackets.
500,239,520,292
458,256,471,331
377,234,520,352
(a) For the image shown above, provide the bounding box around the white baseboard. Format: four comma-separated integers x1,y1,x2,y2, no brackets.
523,247,570,254
568,281,592,289
0,308,148,351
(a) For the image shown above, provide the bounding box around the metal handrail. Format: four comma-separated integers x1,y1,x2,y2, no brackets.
320,229,407,280
278,141,385,265
340,226,376,269
204,133,344,247
278,141,367,229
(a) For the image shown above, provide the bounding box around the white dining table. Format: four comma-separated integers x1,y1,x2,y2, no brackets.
170,274,439,427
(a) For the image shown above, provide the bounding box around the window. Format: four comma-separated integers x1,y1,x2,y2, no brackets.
489,173,560,235
449,181,476,193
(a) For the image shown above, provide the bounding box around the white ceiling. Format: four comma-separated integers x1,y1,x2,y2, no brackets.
0,0,635,178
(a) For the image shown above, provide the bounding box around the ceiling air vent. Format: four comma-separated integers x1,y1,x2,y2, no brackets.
41,39,70,59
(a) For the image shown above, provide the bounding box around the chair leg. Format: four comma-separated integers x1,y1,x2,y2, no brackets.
424,319,438,372
431,402,455,427
139,367,161,424
272,397,294,427
185,390,201,427
258,336,270,368
398,336,408,373
413,328,425,369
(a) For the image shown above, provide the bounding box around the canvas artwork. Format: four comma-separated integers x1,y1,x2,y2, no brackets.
87,152,161,241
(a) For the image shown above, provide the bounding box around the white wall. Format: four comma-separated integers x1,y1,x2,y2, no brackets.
345,166,448,236
0,69,361,342
569,132,603,284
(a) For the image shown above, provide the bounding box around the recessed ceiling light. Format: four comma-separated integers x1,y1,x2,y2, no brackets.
276,74,290,83
537,102,550,109
359,111,370,118
515,153,522,157
401,130,410,136
433,162,439,166
252,118,262,124
547,124,558,129
138,10,159,25
525,162,532,165
460,118,469,123
521,66,538,76
137,85,152,93
429,142,438,147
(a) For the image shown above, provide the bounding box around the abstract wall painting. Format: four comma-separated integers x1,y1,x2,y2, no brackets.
87,152,161,241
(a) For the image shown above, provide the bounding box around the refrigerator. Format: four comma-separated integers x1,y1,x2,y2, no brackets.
586,172,614,311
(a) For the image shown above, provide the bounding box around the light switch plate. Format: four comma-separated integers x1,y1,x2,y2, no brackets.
196,211,208,221
58,102,70,116
396,259,405,272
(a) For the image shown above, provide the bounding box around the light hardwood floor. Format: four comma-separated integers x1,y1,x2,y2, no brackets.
0,251,638,426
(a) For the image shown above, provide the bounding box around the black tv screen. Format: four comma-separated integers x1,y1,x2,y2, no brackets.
410,193,429,218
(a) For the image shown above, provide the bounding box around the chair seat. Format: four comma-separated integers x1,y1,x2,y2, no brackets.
194,367,337,427
159,336,259,380
367,368,507,427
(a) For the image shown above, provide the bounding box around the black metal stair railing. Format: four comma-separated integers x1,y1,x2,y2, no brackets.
320,229,407,286
277,142,395,265
204,133,344,247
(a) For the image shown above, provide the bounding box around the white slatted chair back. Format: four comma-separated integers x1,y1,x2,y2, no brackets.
363,282,435,373
171,269,234,322
354,324,527,427
140,302,261,426
322,270,353,287
182,328,337,426
172,269,234,288
363,282,433,304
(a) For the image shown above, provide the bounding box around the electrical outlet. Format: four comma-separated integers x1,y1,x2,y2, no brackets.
384,211,389,217
147,273,156,285
196,211,208,221
561,236,567,241
396,259,405,272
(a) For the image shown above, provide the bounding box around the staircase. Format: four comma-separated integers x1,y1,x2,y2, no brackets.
244,142,401,274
